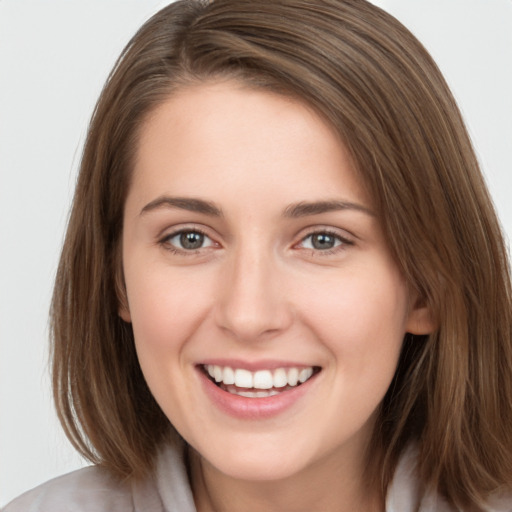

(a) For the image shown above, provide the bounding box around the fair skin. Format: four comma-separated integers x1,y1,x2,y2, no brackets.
120,81,433,512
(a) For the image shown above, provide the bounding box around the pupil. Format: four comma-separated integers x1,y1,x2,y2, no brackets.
180,232,204,250
312,233,335,250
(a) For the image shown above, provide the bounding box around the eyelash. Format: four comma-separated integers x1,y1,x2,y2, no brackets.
159,227,214,255
296,230,353,256
158,228,354,256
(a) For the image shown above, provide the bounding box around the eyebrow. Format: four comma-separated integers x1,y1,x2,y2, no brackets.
283,200,374,218
140,196,373,219
140,196,223,217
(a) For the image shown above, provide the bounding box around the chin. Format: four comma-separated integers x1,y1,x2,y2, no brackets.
205,453,307,482
190,433,325,483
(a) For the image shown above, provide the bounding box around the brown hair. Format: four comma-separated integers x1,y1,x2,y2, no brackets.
51,0,512,508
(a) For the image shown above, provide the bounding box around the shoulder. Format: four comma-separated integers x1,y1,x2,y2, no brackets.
386,447,512,512
2,466,134,512
485,492,512,512
2,442,193,512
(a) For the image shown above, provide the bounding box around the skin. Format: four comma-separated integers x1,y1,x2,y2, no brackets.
120,81,433,512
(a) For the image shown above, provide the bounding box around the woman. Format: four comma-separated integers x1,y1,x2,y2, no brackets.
5,0,512,510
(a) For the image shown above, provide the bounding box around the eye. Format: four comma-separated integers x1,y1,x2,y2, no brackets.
164,229,215,251
298,231,352,252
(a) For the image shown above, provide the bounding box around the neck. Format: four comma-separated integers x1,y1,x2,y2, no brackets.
189,447,384,512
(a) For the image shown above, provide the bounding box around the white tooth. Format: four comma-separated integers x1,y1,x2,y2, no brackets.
253,370,273,389
234,368,253,388
226,386,281,398
207,365,216,379
256,389,282,397
273,368,288,388
299,367,314,383
213,365,223,382
287,367,299,386
238,390,257,398
223,367,235,385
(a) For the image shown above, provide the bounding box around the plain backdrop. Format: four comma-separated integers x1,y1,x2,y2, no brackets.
1,0,511,506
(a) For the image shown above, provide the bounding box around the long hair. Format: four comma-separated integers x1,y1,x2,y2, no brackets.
51,1,512,508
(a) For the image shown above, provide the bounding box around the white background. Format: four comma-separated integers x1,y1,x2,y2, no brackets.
1,0,511,506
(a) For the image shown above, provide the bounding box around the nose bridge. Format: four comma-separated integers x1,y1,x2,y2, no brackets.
215,240,290,341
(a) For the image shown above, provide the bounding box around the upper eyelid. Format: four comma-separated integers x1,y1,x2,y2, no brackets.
165,229,211,241
296,232,353,249
156,224,356,247
158,223,214,241
159,228,218,255
301,231,349,242
295,225,356,243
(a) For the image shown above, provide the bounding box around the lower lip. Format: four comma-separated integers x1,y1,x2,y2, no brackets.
197,368,318,420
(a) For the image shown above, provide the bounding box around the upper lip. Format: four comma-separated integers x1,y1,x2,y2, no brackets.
197,359,318,372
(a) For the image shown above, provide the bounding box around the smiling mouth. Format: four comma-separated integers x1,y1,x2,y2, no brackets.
202,364,321,398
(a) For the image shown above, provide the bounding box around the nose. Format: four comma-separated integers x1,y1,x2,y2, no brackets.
214,246,293,342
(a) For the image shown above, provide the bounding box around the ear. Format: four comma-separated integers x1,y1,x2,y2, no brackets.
119,301,132,323
115,254,132,323
405,295,436,335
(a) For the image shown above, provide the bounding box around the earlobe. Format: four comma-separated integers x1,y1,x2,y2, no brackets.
117,283,132,323
405,303,437,335
115,256,132,323
119,303,132,323
117,284,132,323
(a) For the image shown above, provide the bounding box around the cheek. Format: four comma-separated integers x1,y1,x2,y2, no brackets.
296,266,408,368
124,263,215,363
307,271,408,428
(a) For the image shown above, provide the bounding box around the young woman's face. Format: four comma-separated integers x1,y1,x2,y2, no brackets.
121,81,429,482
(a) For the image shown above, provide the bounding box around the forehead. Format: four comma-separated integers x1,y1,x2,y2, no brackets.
128,80,370,213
